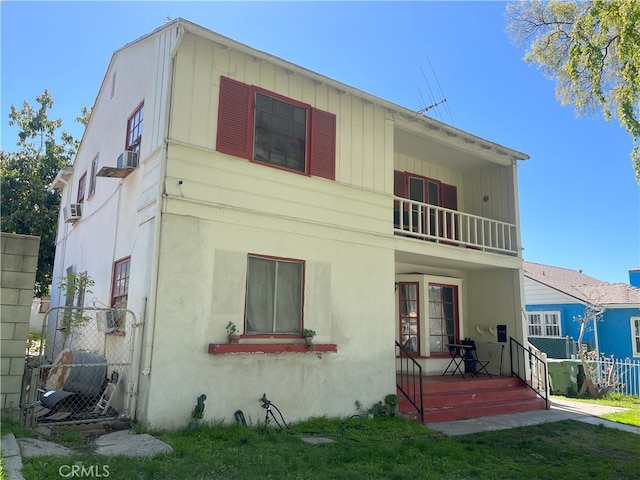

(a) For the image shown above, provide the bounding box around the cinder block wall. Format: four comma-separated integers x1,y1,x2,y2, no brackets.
1,232,40,420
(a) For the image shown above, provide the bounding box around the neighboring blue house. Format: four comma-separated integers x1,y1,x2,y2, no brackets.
523,262,640,360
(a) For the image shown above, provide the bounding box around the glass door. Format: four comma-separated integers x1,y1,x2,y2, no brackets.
399,282,420,355
428,284,459,355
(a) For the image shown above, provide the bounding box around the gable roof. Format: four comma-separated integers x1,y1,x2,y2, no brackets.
523,261,640,306
109,18,529,166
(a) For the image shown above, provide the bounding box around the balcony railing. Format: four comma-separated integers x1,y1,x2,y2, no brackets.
393,196,518,255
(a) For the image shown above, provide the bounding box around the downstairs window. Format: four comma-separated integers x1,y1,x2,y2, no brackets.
245,255,304,335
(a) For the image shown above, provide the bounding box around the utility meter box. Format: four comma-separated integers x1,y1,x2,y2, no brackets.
497,325,507,343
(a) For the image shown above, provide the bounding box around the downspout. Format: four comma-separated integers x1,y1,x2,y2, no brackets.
140,24,185,396
128,296,146,419
49,173,72,362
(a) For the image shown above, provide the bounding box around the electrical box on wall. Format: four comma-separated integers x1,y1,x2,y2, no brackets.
497,325,507,342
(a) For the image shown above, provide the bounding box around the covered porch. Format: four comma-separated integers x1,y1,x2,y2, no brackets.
393,246,527,376
391,245,548,422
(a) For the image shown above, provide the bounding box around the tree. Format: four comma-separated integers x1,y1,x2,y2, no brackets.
1,90,86,296
506,0,640,182
575,301,605,397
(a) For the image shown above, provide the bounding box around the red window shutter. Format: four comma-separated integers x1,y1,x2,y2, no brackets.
216,76,252,159
442,183,458,210
394,171,406,197
309,108,336,180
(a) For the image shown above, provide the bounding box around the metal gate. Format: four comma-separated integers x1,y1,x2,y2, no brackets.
21,306,138,427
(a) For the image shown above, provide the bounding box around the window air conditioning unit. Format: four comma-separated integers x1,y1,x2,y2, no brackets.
96,310,123,333
117,150,139,169
63,203,83,222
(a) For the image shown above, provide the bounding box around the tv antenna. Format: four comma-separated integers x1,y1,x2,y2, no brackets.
417,98,447,115
416,57,452,124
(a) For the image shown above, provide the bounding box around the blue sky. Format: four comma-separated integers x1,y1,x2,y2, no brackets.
2,1,639,284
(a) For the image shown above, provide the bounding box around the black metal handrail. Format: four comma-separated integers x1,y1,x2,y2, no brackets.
510,337,550,409
395,341,424,423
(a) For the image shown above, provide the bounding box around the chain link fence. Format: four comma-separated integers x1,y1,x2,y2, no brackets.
528,336,590,359
21,306,137,426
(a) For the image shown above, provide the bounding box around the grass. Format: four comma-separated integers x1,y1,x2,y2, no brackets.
9,415,640,480
552,393,640,427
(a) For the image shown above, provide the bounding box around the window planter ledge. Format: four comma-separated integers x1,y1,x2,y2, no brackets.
208,343,337,355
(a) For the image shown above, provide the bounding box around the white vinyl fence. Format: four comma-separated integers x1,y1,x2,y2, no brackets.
589,356,640,397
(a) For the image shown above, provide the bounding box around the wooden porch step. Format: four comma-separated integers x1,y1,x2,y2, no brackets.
398,375,547,423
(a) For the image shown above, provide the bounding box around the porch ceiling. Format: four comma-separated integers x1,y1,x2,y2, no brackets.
394,248,522,274
394,127,516,171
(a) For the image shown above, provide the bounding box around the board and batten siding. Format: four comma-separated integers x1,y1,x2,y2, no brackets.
524,277,578,305
463,164,517,224
168,32,392,193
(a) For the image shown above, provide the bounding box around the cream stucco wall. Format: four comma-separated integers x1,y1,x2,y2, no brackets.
140,210,396,428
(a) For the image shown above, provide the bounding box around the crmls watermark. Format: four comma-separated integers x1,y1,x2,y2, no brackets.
59,463,110,478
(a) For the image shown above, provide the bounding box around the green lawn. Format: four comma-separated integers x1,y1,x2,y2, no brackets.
10,415,640,480
552,393,640,427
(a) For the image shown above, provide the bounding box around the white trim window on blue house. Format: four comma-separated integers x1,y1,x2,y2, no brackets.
632,316,640,357
527,311,561,337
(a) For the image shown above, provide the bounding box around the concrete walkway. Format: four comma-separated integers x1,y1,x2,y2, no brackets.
1,429,173,480
428,397,640,436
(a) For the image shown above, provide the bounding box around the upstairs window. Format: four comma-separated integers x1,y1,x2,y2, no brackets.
394,171,458,210
89,155,98,197
245,255,304,335
126,103,144,154
254,92,307,173
77,173,87,203
111,257,131,310
217,76,336,180
527,311,561,337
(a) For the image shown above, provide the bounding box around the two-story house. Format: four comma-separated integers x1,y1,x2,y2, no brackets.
48,19,537,430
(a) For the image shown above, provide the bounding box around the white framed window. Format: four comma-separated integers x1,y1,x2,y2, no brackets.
632,317,640,357
527,311,561,337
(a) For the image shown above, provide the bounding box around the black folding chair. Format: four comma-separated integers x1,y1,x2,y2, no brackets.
460,340,491,378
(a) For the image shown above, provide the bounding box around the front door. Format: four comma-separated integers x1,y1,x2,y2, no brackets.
398,282,420,355
408,176,440,236
428,283,459,355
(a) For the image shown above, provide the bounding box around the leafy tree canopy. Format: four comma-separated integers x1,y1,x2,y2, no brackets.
1,90,89,296
506,0,640,182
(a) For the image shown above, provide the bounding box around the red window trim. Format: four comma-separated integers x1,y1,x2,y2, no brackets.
217,76,336,180
244,253,306,336
111,256,131,309
394,170,458,239
77,172,87,204
126,102,144,152
394,170,457,209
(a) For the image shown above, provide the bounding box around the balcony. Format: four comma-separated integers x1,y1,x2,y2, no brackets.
393,197,518,255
